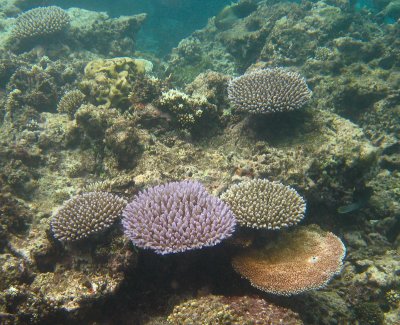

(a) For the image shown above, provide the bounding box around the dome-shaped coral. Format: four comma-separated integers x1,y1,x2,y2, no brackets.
221,179,306,229
227,68,311,114
122,180,236,254
232,226,346,295
13,6,70,42
51,192,127,241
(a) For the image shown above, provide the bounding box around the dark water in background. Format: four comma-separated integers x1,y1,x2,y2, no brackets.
37,0,232,55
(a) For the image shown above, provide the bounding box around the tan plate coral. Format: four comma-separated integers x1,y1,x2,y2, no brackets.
232,226,346,295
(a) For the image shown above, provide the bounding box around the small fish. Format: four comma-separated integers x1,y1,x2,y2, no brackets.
337,201,364,214
337,195,370,214
337,187,372,214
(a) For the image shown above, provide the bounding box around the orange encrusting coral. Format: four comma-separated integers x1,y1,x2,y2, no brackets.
232,227,346,295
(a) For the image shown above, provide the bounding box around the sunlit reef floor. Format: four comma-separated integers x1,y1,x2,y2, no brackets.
0,0,399,324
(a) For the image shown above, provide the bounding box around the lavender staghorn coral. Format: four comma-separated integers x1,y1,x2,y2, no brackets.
122,180,236,254
51,192,127,241
13,6,70,42
227,68,311,113
221,179,306,229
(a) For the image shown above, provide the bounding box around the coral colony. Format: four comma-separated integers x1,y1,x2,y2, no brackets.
227,68,312,113
221,179,306,229
13,6,70,42
51,192,127,241
232,227,346,295
122,180,236,254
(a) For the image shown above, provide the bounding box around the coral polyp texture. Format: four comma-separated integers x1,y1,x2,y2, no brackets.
122,180,236,254
12,6,70,42
80,57,153,110
51,192,127,241
167,295,303,325
158,89,217,128
57,89,86,118
221,179,306,229
227,68,311,113
232,227,346,295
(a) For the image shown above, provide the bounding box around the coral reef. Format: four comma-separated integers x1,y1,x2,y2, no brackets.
168,295,303,325
0,186,32,251
51,192,127,241
232,226,346,295
0,0,398,323
6,64,58,118
215,0,258,31
221,179,306,229
354,302,384,325
75,103,119,139
228,68,312,114
185,71,231,109
104,117,143,169
122,180,236,254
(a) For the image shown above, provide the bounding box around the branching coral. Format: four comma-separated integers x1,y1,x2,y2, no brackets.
122,180,236,254
158,89,217,129
228,68,311,113
51,192,127,241
221,179,306,229
7,65,58,114
57,89,86,118
12,6,70,43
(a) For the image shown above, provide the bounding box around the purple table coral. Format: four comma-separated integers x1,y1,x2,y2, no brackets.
122,180,236,254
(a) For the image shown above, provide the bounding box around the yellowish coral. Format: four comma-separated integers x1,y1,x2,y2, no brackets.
80,57,152,109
